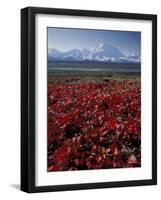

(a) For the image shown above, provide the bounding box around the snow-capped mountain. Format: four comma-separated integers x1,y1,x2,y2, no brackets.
48,43,140,63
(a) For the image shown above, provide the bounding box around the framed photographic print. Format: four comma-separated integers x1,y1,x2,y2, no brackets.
21,7,157,193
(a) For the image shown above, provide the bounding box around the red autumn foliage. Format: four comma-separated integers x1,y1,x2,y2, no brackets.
48,80,141,171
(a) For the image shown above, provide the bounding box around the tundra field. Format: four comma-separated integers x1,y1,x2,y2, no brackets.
47,73,141,172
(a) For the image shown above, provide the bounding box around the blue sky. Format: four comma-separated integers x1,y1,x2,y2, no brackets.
48,27,141,56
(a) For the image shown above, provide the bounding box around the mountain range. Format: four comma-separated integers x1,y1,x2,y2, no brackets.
48,43,140,63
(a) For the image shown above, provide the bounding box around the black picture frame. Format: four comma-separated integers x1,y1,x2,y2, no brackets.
21,6,157,193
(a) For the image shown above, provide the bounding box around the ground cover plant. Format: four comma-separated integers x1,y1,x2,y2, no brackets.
47,76,141,171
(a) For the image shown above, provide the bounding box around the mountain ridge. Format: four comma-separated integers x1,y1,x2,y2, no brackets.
48,43,140,63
